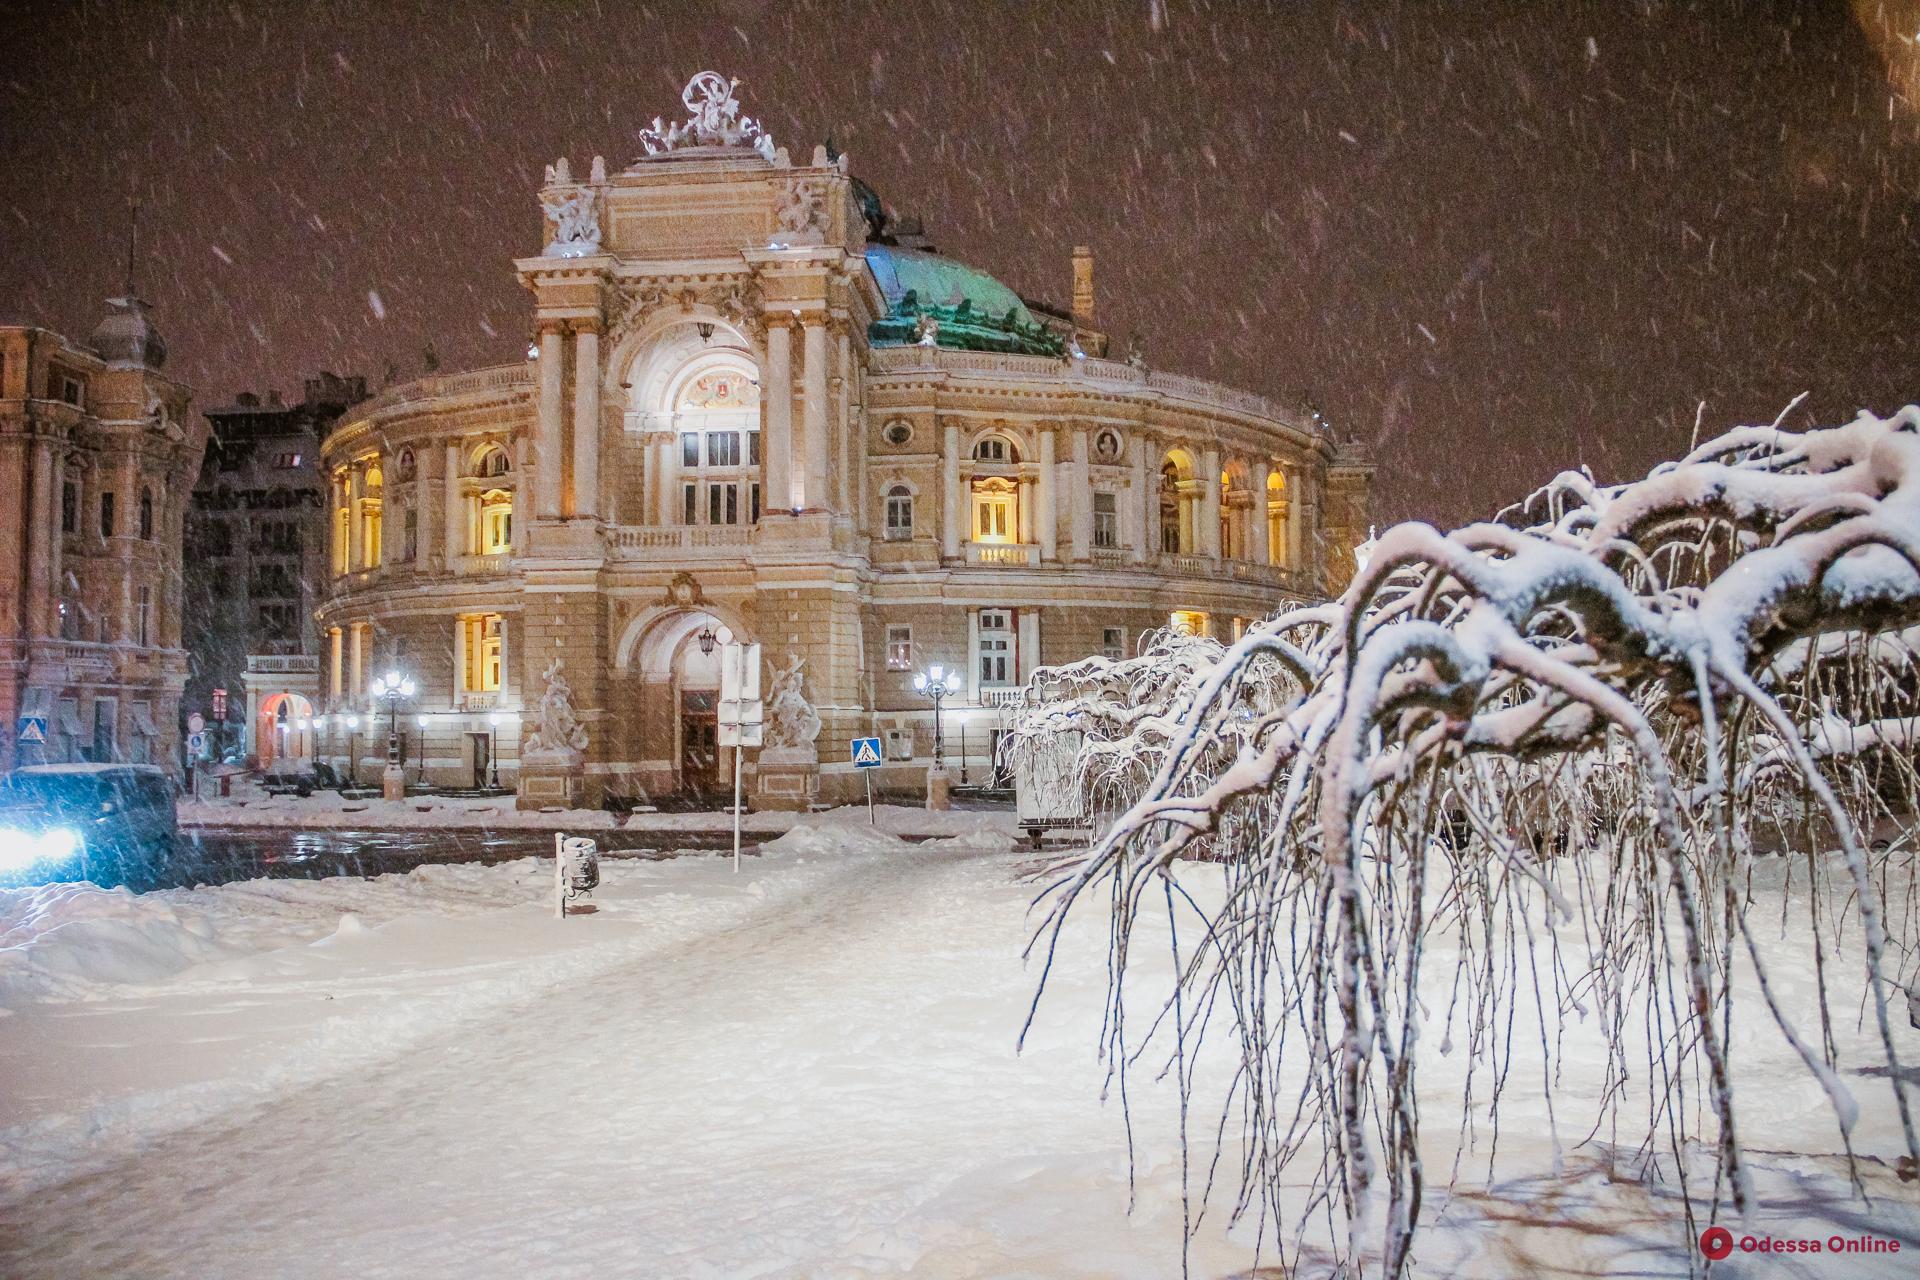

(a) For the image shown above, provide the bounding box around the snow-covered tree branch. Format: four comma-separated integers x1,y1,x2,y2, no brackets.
1019,405,1920,1276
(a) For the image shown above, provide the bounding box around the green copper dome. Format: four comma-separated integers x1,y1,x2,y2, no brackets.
864,245,1064,357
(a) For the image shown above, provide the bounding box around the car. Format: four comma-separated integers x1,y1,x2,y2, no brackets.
0,763,179,889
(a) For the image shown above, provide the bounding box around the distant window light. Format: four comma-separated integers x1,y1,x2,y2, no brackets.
274,452,304,468
886,623,912,671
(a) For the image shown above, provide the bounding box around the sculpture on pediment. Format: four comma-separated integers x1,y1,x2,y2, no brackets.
541,184,602,259
764,655,821,749
638,72,777,161
524,659,589,759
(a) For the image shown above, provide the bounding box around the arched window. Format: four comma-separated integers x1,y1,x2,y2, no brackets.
1266,470,1286,567
480,489,513,555
477,446,511,478
138,488,154,540
972,436,1018,463
884,485,914,541
395,448,417,482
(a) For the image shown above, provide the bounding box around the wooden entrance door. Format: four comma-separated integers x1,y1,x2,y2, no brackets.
681,690,719,794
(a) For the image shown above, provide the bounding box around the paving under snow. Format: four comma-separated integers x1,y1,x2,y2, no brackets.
1,818,1917,1277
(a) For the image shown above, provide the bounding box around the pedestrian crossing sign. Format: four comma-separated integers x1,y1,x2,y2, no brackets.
15,716,47,745
851,736,883,768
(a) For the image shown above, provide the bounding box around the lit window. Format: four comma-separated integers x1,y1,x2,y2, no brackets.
884,486,913,540
886,624,912,671
481,489,513,554
275,451,304,468
1170,610,1210,638
462,614,503,692
972,478,1016,544
1093,491,1117,549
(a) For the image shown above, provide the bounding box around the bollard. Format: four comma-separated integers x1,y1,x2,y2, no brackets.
555,834,600,918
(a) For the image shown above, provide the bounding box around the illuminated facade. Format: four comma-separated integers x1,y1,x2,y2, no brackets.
315,75,1371,803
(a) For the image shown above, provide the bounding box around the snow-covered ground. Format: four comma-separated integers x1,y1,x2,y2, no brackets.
1,820,1916,1277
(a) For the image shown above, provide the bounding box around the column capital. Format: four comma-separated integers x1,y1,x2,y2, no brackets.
567,316,603,336
535,318,570,337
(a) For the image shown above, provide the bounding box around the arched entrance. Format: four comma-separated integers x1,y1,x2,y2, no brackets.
256,692,316,769
617,605,752,798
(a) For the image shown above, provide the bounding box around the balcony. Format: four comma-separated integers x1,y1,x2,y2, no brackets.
962,541,1037,568
460,691,500,711
608,525,755,561
979,687,1025,710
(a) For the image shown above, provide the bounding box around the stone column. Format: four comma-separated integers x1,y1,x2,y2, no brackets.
570,321,601,519
801,318,829,513
442,441,463,565
1286,464,1304,570
328,626,343,702
1130,439,1150,564
763,319,793,515
650,430,677,525
1069,427,1091,562
832,322,854,515
535,323,567,519
1302,466,1320,587
941,421,962,559
1036,428,1057,562
346,464,365,571
511,437,529,552
1200,447,1222,559
349,623,366,705
1251,459,1272,566
1017,475,1035,544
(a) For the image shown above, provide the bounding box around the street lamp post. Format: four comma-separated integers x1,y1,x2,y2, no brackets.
487,711,503,790
912,664,961,766
345,714,361,787
371,671,417,801
415,714,430,785
912,664,962,811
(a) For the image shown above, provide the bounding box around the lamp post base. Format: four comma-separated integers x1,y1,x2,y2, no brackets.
925,763,952,811
381,763,406,803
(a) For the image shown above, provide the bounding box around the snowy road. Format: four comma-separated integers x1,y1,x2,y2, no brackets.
0,824,1226,1279
8,822,1920,1278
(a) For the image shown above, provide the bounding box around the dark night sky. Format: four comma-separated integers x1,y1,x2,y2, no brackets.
5,0,1918,526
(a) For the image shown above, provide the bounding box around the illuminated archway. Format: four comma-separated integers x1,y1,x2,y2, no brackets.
256,691,317,767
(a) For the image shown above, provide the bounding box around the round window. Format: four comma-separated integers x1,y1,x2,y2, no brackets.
882,418,914,447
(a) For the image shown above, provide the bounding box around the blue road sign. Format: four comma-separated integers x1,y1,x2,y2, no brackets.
851,736,883,768
15,716,48,745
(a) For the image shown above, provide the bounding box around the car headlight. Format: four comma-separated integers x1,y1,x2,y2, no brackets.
0,826,82,875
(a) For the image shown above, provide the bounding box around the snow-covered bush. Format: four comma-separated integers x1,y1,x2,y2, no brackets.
1022,404,1920,1275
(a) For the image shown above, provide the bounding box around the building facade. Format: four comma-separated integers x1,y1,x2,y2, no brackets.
316,75,1372,804
0,295,204,775
184,373,367,769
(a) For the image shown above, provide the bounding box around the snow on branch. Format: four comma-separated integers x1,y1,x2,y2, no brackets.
1021,406,1920,1276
